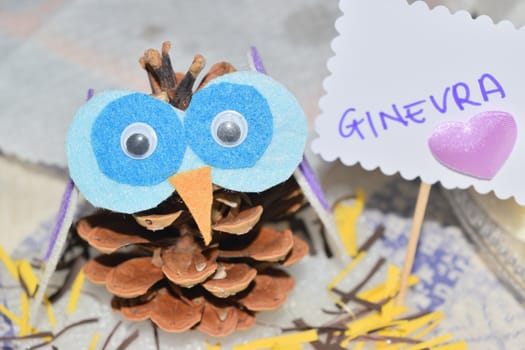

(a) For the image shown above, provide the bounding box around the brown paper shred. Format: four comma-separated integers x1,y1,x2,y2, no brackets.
27,318,99,349
331,257,387,305
285,310,428,349
397,310,433,322
321,298,388,324
49,256,86,303
287,319,345,350
151,322,160,350
320,308,347,316
341,295,384,312
0,331,53,342
101,320,122,350
115,329,140,350
357,224,385,254
355,333,420,344
274,222,464,350
287,318,344,333
314,219,334,258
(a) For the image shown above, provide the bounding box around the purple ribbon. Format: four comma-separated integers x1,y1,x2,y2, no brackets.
298,156,330,211
249,47,329,211
250,46,267,74
44,89,93,260
43,179,75,260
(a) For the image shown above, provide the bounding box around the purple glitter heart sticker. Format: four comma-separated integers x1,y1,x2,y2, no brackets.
428,111,517,180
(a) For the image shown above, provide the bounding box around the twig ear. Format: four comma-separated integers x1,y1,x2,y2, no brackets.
140,42,236,110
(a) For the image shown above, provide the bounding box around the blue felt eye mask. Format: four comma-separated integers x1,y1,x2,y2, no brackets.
91,92,186,186
183,81,273,169
66,71,307,213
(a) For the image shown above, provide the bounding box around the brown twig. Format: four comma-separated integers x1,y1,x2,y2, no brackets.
0,332,54,342
170,54,205,110
197,62,236,90
48,256,86,303
140,41,178,94
27,318,99,349
151,322,160,350
101,320,122,350
358,225,385,254
331,257,386,306
115,329,140,350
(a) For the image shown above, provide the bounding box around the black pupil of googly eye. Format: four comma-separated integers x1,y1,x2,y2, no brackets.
125,133,150,157
216,121,241,145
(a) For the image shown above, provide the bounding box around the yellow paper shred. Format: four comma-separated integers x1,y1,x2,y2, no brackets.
327,252,365,290
352,341,366,350
404,333,453,350
233,330,318,350
412,313,444,340
357,274,418,304
377,313,447,350
17,260,39,295
376,341,405,350
432,340,468,350
0,303,22,327
20,293,30,336
206,341,222,350
67,269,85,314
0,245,18,279
377,311,442,340
335,258,442,349
320,201,465,350
383,265,401,298
380,265,400,320
341,314,406,347
334,189,365,257
341,316,382,346
88,332,100,350
402,311,443,333
274,345,302,350
381,300,408,323
16,259,56,327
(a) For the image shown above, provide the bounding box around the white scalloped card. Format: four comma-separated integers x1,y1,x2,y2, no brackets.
311,0,525,204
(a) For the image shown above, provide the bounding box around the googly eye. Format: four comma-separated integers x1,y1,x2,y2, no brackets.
120,122,158,159
210,110,248,147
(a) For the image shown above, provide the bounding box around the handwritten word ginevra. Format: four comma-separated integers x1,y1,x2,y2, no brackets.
338,73,506,140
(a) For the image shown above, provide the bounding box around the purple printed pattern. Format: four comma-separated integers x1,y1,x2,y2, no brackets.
380,223,469,311
364,177,525,348
368,179,470,310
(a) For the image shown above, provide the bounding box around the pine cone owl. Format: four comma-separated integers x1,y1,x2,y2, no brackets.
66,42,309,336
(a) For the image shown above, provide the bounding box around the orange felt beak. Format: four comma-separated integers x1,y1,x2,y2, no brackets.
169,166,213,245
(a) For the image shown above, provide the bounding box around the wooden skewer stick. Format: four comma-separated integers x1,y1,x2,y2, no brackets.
396,181,432,305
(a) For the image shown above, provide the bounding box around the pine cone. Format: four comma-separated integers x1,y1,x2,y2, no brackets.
77,177,309,337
